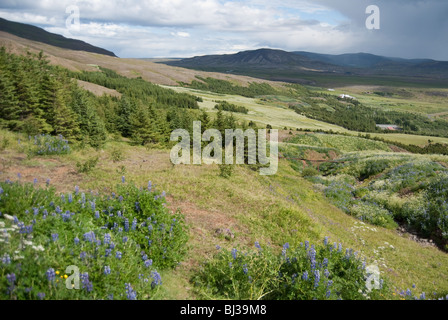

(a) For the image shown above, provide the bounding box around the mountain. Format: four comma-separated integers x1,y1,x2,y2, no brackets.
165,48,342,72
163,48,448,85
0,17,117,57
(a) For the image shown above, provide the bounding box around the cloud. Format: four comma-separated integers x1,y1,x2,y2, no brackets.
0,0,446,59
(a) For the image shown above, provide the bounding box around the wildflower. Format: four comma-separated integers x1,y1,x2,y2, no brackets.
326,290,331,299
305,241,310,250
122,176,125,183
2,254,11,265
231,248,237,260
132,218,137,230
125,283,137,300
119,196,123,202
255,241,261,249
151,271,162,288
80,252,87,259
6,273,15,285
104,266,111,275
302,271,309,281
324,269,330,278
147,181,152,192
51,233,59,242
83,231,96,243
324,236,329,246
116,251,122,260
74,237,80,245
75,186,79,195
46,179,50,186
33,178,38,185
243,265,248,275
216,245,221,250
314,270,320,288
46,268,56,282
80,273,93,292
37,292,45,300
144,259,153,268
420,292,426,300
101,234,110,246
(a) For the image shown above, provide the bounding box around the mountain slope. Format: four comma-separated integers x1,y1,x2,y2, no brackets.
163,49,448,84
0,17,117,57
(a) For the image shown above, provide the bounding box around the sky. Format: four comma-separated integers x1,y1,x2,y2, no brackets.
0,0,447,60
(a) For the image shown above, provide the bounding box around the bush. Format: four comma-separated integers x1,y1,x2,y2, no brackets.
76,157,99,173
192,239,390,300
302,166,319,177
218,164,234,178
0,179,188,300
110,147,125,163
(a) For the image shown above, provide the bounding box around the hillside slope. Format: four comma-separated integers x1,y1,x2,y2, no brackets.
0,17,117,57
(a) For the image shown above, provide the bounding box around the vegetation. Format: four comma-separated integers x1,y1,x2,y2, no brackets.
0,179,187,300
214,101,249,114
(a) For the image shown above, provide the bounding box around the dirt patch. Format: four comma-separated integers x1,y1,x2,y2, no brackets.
389,145,410,153
304,149,329,161
166,197,249,270
77,80,121,98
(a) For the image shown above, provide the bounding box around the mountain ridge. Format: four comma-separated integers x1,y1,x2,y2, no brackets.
0,17,117,57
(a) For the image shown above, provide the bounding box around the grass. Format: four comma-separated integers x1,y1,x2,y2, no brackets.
2,129,448,299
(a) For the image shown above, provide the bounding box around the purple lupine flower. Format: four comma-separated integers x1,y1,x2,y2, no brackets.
2,254,11,265
255,241,261,250
104,266,111,275
144,259,153,268
68,194,73,203
46,268,56,282
6,273,15,285
302,271,309,281
216,245,221,250
104,233,111,245
33,208,39,216
118,196,123,202
105,249,112,258
124,218,129,232
131,218,137,231
231,248,237,259
243,264,248,275
121,176,125,183
150,271,162,288
123,236,128,243
125,283,137,300
80,252,87,259
314,270,320,288
324,236,329,246
116,251,122,260
37,292,45,300
147,181,152,192
83,231,96,243
33,178,38,185
46,179,50,186
51,233,59,242
74,237,80,245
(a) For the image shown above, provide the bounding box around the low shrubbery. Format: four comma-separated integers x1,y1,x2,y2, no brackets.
192,238,391,300
0,179,188,300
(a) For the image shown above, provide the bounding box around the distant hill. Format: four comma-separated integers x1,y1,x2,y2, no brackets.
0,17,117,57
163,48,448,85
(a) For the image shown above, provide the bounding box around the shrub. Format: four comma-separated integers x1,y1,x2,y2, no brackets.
76,157,99,173
192,239,390,300
302,166,319,177
219,164,234,178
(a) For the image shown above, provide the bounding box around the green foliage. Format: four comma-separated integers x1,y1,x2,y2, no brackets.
110,147,125,163
302,166,319,177
214,101,249,114
192,239,390,300
76,157,99,173
0,179,188,299
187,76,278,98
218,164,234,178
